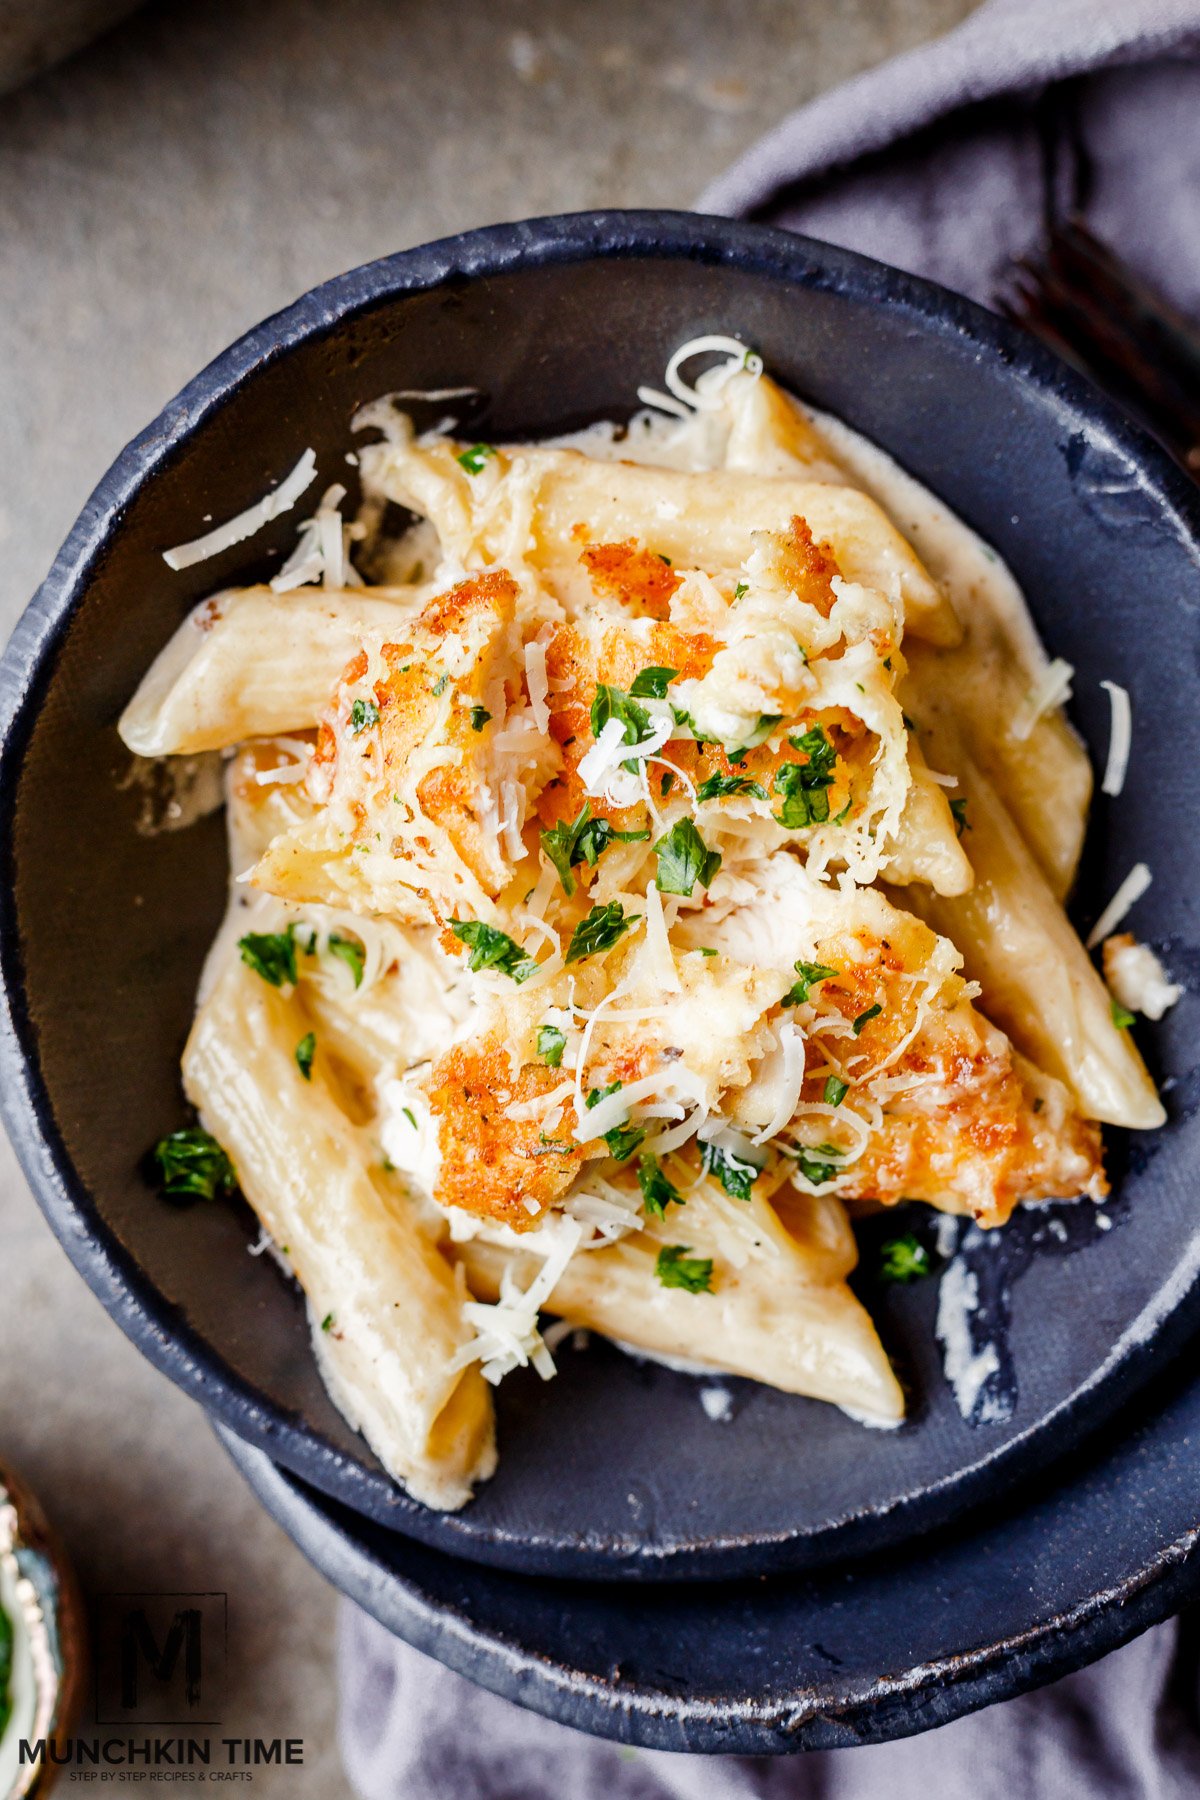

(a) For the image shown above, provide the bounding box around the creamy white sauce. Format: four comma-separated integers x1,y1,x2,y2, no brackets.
935,1253,1004,1424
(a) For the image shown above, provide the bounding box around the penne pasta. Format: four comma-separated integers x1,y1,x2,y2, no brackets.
120,584,422,756
135,337,1173,1508
459,1179,904,1425
363,436,963,647
898,755,1164,1129
183,953,496,1509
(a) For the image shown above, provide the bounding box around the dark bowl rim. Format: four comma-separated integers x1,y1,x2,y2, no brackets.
3,207,1200,1580
214,1419,1200,1754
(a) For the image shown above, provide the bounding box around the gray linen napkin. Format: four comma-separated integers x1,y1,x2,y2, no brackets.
339,2,1200,1792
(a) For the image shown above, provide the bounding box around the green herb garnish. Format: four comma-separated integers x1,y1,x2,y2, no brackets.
238,926,297,988
655,1244,713,1294
653,817,722,896
793,1144,841,1185
565,901,639,963
537,1024,566,1067
949,797,969,836
629,666,678,699
153,1127,236,1203
823,1075,848,1107
294,1032,316,1081
852,1003,882,1035
660,770,676,798
541,803,650,896
773,725,837,829
700,1138,758,1200
432,673,449,696
585,1082,643,1161
321,1312,335,1332
1111,1000,1136,1030
697,772,767,803
590,683,650,747
782,960,837,1006
879,1233,932,1283
451,919,539,982
469,705,492,732
456,443,496,475
637,1154,683,1220
350,698,379,734
733,581,748,600
329,932,366,988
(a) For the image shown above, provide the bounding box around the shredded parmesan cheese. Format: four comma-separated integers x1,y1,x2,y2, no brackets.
450,1220,584,1384
1100,680,1132,797
1012,657,1074,740
1086,862,1152,950
1103,934,1182,1020
525,629,552,734
163,448,318,570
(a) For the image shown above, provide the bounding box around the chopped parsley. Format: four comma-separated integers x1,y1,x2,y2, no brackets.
329,932,366,988
823,1075,849,1107
733,581,748,600
350,697,379,734
697,771,767,803
469,705,492,732
537,1024,566,1067
586,1082,644,1161
637,1154,683,1219
660,770,676,798
657,553,672,567
949,797,969,836
782,959,837,1006
565,901,639,963
590,682,650,747
541,803,649,896
655,1244,713,1294
700,1138,758,1201
451,919,539,982
629,666,677,699
456,442,496,475
669,704,709,744
153,1127,236,1204
852,1003,882,1035
294,1031,316,1081
1111,1000,1136,1030
238,925,297,988
401,1107,417,1128
792,1144,841,1185
879,1233,932,1283
653,817,722,896
773,725,837,829
431,673,449,697
321,1312,335,1332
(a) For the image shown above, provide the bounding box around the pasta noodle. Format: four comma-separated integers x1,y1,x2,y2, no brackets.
123,339,1173,1510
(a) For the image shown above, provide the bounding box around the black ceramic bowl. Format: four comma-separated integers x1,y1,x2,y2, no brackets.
212,1361,1200,1754
2,212,1199,1585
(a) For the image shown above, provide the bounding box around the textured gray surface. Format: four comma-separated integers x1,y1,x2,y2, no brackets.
0,0,143,92
0,0,978,1790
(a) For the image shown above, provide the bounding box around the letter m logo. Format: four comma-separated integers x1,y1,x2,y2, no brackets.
95,1593,227,1724
121,1607,202,1708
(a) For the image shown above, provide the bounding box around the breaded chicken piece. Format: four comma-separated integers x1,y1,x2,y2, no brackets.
424,1037,586,1230
421,932,786,1231
705,872,1107,1226
252,572,553,922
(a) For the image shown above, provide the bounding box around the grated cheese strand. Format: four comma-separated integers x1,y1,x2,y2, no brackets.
1100,680,1132,798
1086,862,1152,950
163,448,318,570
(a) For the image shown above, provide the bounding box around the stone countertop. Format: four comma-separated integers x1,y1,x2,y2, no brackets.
0,0,977,1791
